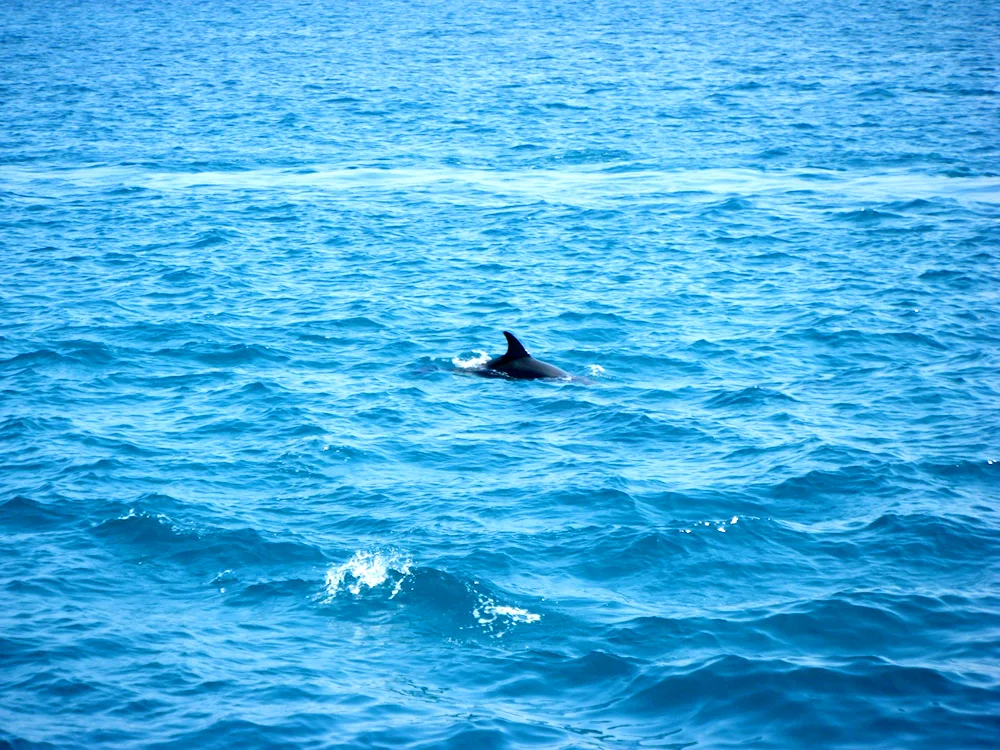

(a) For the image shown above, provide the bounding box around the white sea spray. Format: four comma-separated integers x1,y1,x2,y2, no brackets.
322,549,413,601
452,350,490,369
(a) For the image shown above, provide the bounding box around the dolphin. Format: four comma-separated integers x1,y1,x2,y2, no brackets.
480,331,571,380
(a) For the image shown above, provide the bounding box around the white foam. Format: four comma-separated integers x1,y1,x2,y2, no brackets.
211,569,237,585
486,604,541,623
472,592,541,636
452,350,490,369
587,364,607,377
113,508,184,532
323,549,412,600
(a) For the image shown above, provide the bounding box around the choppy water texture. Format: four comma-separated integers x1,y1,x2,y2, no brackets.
3,0,1000,747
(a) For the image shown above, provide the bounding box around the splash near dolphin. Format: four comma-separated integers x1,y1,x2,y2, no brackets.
479,331,571,380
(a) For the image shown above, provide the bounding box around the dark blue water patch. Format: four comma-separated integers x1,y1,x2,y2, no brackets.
756,146,794,161
104,185,155,198
918,268,977,290
884,197,953,214
728,80,767,92
766,462,905,501
0,348,66,371
832,207,903,223
704,386,797,409
90,507,327,573
702,196,756,215
600,583,1000,671
547,148,630,165
0,415,73,440
0,495,78,531
614,654,998,748
144,717,344,750
159,268,204,285
773,511,1000,576
61,433,166,458
222,577,315,608
787,327,949,357
151,342,290,367
185,229,238,249
921,458,1000,482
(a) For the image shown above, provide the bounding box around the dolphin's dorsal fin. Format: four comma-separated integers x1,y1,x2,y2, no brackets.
503,331,530,360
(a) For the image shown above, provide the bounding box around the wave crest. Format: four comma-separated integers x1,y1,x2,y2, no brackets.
322,548,412,600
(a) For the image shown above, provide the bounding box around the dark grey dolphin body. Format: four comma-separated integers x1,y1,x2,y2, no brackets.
481,331,570,380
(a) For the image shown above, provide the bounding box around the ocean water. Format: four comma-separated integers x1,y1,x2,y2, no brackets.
2,0,1000,747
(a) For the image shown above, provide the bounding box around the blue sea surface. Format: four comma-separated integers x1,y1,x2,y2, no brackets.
2,0,1000,747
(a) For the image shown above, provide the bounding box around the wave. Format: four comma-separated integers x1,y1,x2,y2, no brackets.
612,654,997,740
152,342,290,366
0,415,73,438
0,348,66,370
90,506,326,572
599,589,994,663
186,228,240,249
768,464,896,500
317,548,541,639
0,495,77,530
787,326,949,353
322,548,413,599
833,207,903,222
705,385,797,408
224,577,315,605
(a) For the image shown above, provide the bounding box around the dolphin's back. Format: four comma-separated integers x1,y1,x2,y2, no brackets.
500,357,569,380
482,331,569,380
